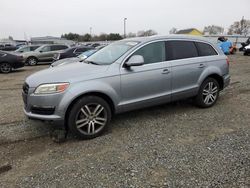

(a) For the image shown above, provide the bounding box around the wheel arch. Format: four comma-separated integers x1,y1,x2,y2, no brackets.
64,91,115,129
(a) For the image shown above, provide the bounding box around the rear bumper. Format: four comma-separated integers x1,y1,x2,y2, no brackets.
223,74,230,89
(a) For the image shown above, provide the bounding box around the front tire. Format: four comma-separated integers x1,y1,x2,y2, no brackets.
68,96,111,139
0,62,12,73
26,57,38,66
195,78,220,108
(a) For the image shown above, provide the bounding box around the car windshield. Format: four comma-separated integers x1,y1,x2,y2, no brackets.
78,50,97,58
86,41,139,65
15,46,29,52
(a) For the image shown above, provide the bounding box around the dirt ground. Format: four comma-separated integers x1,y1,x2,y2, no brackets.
0,54,250,187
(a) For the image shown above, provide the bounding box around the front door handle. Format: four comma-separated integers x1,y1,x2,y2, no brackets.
162,69,170,74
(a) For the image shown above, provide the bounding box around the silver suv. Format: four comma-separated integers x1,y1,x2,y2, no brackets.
22,35,230,139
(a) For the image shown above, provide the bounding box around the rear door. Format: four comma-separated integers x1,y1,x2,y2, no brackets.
48,45,68,60
166,40,205,100
38,46,52,61
120,41,172,111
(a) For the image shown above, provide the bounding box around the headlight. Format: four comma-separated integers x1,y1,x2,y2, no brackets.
34,83,69,94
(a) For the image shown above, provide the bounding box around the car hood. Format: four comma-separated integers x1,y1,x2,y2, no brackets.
26,62,110,88
51,57,80,67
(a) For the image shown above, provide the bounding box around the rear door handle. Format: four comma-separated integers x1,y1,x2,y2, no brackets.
162,69,170,74
198,64,206,68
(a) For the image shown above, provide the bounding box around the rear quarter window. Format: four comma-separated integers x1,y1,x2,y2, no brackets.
195,42,218,56
165,41,198,61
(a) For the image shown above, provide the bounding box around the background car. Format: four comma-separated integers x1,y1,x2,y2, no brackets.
15,45,40,53
22,44,69,65
0,44,18,51
53,46,93,61
51,49,98,67
0,50,24,73
243,44,250,55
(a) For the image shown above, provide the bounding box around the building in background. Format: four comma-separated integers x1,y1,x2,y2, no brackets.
176,28,203,36
30,36,75,46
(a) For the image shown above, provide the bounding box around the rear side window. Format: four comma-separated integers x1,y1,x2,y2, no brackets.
132,41,166,64
195,42,218,56
165,41,198,61
51,45,68,51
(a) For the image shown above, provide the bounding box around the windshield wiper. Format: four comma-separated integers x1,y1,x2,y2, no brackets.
84,60,99,65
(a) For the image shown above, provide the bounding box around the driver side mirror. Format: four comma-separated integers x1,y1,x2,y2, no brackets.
125,55,144,67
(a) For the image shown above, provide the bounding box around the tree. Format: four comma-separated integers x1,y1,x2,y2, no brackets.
107,33,123,41
137,29,157,37
127,32,136,38
169,27,178,34
228,18,250,36
203,25,224,35
82,34,92,42
8,36,14,40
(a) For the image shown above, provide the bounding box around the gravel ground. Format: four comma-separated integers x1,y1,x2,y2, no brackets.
0,54,250,187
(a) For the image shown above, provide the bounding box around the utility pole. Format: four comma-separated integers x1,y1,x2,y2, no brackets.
124,18,127,38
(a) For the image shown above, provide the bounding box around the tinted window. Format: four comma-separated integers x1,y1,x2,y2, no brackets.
195,42,218,56
75,48,88,53
51,45,68,51
165,41,198,61
30,46,39,51
132,41,166,64
41,46,51,52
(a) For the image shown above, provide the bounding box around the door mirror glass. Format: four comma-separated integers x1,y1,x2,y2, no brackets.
125,55,144,67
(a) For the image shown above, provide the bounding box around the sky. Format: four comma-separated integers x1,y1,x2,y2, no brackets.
0,0,249,39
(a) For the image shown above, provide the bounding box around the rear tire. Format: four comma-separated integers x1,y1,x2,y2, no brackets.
68,96,111,139
26,57,38,66
195,78,220,108
0,62,12,73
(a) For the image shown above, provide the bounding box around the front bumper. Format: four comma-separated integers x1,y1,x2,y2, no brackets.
22,85,66,123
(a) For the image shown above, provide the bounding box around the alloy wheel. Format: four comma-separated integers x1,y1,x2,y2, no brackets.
202,82,218,105
0,63,11,73
75,103,107,135
28,58,37,66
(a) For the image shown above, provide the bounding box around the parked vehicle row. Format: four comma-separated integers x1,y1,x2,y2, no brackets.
22,35,230,139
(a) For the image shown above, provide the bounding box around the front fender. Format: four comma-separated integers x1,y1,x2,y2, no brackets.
58,77,121,117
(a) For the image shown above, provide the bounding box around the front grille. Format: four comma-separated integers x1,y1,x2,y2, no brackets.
23,83,29,94
31,106,55,115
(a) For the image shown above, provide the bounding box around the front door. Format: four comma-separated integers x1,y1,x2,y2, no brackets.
120,41,171,111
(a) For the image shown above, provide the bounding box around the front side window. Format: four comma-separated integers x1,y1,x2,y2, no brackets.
86,41,139,65
132,41,166,64
195,42,218,56
166,41,198,61
41,46,51,52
